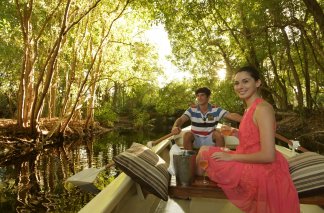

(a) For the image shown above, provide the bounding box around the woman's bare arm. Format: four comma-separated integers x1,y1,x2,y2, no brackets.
212,102,276,163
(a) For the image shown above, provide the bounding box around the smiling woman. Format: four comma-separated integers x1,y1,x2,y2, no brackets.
144,24,192,86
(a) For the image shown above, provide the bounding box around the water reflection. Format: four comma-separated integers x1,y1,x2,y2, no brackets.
0,130,158,212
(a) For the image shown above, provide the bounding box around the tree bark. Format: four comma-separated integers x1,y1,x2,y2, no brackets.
281,27,304,110
266,30,288,110
302,0,324,35
300,34,312,109
238,4,276,106
30,0,71,135
85,43,102,130
15,0,36,129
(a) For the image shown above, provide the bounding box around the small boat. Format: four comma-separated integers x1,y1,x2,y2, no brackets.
79,126,324,213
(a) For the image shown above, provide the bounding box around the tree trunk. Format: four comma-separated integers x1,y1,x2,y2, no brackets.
281,27,304,110
266,32,288,110
300,34,312,109
15,0,36,129
238,5,276,106
302,0,324,35
30,0,71,135
112,82,119,109
85,45,102,130
217,43,234,78
49,64,58,119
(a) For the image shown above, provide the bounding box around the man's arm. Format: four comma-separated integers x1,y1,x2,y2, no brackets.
171,114,189,135
224,112,242,123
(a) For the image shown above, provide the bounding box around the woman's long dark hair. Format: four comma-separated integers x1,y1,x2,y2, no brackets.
236,66,260,81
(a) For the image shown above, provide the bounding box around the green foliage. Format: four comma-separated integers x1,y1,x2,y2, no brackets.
94,102,118,127
0,2,21,113
132,109,151,129
0,93,15,118
155,81,194,115
0,0,322,127
93,170,115,191
146,0,323,112
212,80,244,114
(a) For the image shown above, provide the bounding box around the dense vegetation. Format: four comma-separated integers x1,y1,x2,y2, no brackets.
0,0,323,141
0,1,323,212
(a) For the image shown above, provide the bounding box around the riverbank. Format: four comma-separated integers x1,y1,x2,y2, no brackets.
0,118,112,139
0,110,323,166
275,110,324,153
0,118,112,166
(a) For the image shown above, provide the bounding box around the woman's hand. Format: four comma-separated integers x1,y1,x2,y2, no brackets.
220,125,239,138
210,149,233,161
231,128,239,137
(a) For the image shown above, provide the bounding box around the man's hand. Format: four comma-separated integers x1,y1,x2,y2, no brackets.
171,126,181,135
171,115,188,135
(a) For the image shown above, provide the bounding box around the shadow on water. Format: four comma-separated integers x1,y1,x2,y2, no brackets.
0,130,164,213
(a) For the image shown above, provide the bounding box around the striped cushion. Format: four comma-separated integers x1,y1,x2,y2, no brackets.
113,143,170,201
288,152,324,193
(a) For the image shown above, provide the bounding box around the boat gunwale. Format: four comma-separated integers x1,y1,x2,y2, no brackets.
78,136,173,213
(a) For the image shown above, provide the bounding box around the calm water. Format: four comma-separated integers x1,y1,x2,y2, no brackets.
0,130,166,213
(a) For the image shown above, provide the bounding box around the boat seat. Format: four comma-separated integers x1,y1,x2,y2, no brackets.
168,176,324,205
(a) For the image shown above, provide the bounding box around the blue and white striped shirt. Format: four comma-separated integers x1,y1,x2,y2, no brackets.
184,103,228,137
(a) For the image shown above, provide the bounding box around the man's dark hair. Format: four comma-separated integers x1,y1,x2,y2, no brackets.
195,87,211,97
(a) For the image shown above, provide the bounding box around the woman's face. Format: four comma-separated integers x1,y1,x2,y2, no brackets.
234,71,261,99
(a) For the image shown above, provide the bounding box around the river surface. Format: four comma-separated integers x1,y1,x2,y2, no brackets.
0,130,167,213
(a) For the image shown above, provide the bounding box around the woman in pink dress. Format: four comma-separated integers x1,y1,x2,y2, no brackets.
196,66,300,213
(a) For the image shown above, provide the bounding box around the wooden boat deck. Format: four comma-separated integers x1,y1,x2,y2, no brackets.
169,176,226,199
159,175,324,213
169,176,324,205
156,197,324,213
169,176,324,206
156,176,243,213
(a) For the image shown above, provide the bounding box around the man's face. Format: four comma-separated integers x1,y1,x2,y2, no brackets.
196,93,209,105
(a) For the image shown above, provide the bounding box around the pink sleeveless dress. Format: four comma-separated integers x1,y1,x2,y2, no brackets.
202,98,300,213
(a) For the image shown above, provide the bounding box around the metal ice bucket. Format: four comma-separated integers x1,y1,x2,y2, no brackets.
173,150,197,186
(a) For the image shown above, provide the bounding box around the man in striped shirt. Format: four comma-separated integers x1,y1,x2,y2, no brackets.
171,87,242,150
